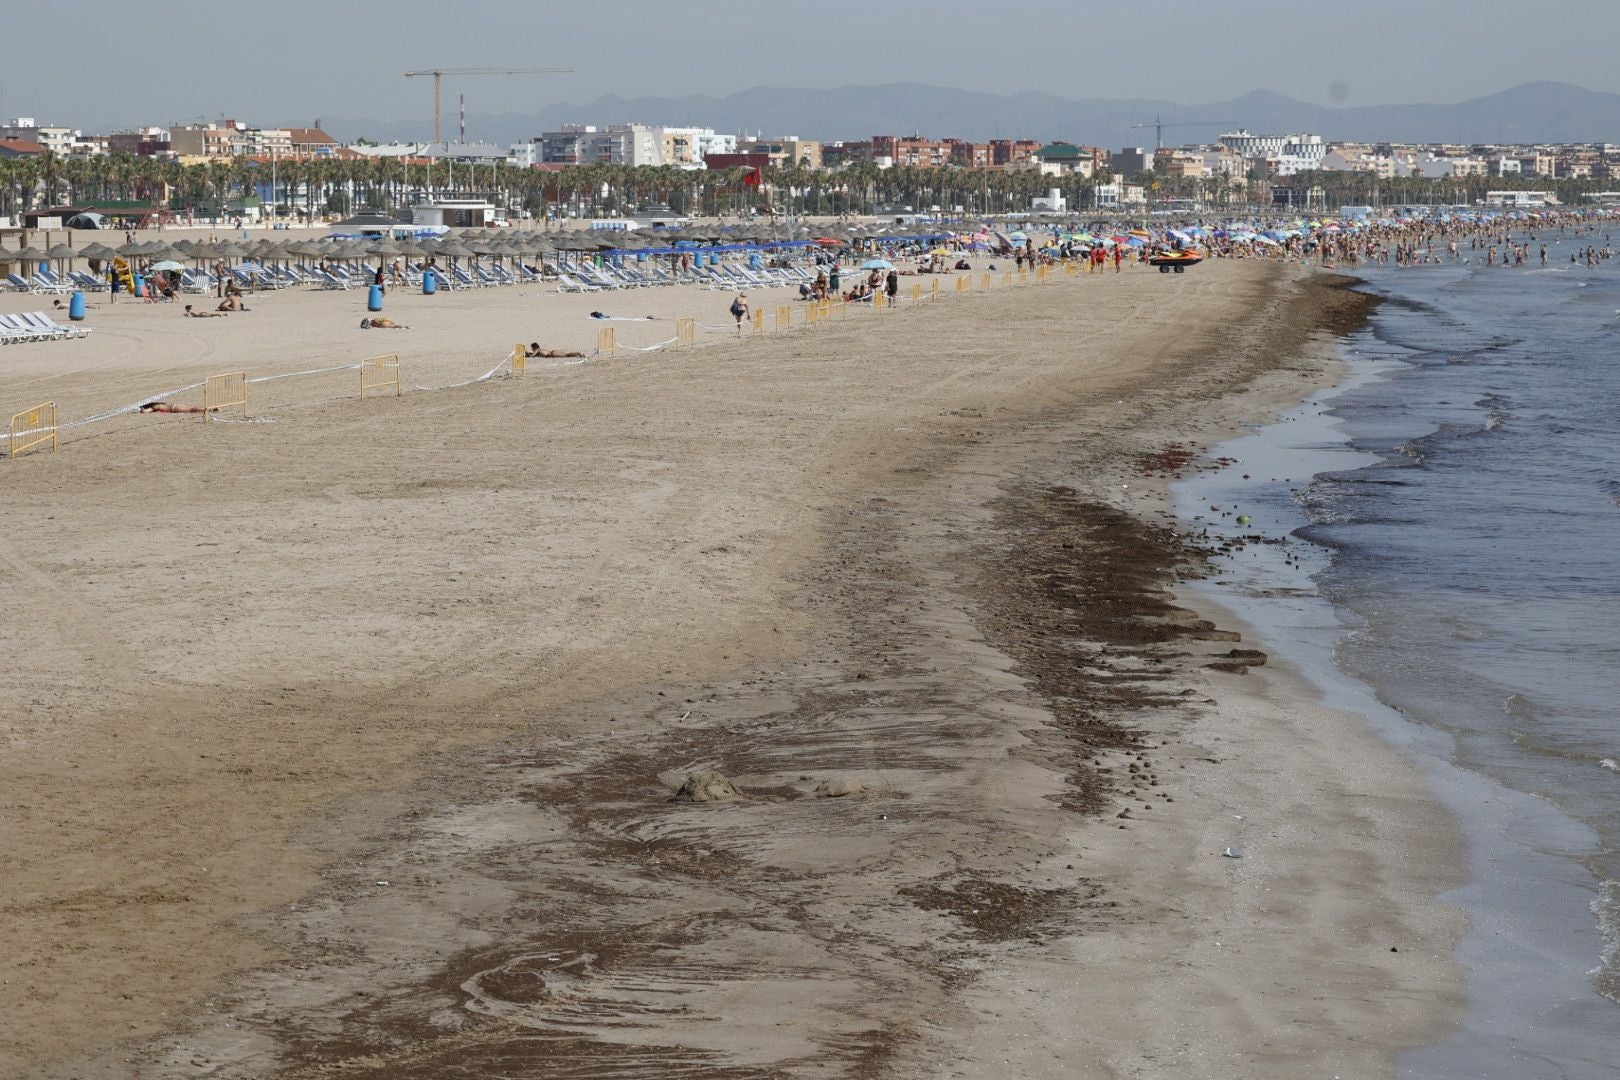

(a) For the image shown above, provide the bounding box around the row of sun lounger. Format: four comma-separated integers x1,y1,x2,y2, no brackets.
6,269,77,294
7,257,820,303
553,259,816,293
0,310,92,344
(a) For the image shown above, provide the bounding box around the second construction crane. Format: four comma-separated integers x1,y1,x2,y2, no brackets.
1130,116,1237,149
404,67,573,145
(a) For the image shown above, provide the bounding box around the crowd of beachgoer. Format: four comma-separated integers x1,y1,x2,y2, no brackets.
1178,210,1617,270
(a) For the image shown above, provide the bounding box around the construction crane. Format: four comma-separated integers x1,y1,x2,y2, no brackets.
1130,116,1238,149
404,67,573,145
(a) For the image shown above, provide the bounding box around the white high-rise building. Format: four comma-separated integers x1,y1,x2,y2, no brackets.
526,124,665,167
656,127,735,167
1220,130,1325,175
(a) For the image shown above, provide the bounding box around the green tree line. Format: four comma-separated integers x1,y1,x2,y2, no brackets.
0,151,1600,223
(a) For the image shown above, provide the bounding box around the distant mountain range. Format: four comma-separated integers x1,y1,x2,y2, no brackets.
321,81,1620,150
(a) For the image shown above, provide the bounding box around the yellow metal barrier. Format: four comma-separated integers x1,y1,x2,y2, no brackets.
1018,269,1029,285
358,354,401,400
931,279,940,299
911,283,922,302
982,271,991,289
510,343,526,377
752,308,764,333
1002,271,1013,287
675,316,697,347
202,370,248,421
956,275,967,292
8,401,57,458
873,290,886,309
595,326,616,356
775,305,792,331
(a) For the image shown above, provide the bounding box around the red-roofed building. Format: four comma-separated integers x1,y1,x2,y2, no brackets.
286,127,338,156
0,138,46,159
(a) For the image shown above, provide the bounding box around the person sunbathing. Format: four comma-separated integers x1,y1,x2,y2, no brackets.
217,295,248,311
139,400,213,414
183,304,227,318
527,343,586,358
360,317,409,329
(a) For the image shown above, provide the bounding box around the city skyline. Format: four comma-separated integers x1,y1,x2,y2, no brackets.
8,0,1620,132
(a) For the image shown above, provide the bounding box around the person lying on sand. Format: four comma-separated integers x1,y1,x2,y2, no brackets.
139,401,214,414
527,343,586,358
360,317,409,329
589,312,656,321
183,304,226,318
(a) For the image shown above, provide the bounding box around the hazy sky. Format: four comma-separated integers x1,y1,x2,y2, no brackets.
7,0,1619,133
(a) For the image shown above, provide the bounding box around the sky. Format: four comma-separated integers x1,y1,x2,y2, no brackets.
6,0,1620,133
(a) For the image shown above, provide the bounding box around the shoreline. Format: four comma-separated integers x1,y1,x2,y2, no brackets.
1175,290,1617,1077
1,262,1466,1077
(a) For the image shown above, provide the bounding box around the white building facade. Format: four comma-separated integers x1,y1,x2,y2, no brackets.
527,124,666,167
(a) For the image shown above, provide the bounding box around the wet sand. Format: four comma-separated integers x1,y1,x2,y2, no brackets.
0,259,1464,1077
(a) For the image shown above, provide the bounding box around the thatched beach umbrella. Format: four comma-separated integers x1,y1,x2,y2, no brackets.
45,242,78,272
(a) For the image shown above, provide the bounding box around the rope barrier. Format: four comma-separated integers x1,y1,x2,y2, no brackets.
610,337,681,353
406,355,512,394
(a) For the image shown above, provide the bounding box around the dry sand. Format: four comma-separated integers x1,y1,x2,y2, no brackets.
0,255,1465,1078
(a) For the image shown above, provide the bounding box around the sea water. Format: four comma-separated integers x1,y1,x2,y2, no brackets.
1176,235,1620,1078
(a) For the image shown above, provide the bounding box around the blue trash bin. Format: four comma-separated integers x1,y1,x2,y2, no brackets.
68,291,86,321
422,272,437,295
368,284,384,311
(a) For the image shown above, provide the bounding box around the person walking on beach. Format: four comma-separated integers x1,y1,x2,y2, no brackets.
729,292,749,333
885,269,899,300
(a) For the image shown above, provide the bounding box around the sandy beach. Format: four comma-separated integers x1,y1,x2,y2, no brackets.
0,252,1465,1077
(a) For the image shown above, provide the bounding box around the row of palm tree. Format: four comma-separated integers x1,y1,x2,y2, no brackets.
0,151,1102,221
2,150,1604,225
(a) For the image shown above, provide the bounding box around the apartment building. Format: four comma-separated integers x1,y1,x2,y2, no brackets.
526,124,665,167
1,118,78,156
170,123,244,158
736,136,821,170
659,127,736,167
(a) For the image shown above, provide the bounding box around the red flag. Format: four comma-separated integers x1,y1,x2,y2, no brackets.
743,167,761,187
